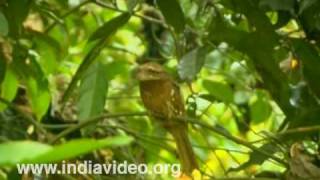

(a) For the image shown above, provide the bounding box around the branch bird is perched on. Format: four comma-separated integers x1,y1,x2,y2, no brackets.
135,62,198,174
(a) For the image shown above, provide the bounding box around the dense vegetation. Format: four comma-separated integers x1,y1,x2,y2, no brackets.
1,0,320,179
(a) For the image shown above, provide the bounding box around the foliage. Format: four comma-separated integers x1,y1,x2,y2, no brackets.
0,0,320,179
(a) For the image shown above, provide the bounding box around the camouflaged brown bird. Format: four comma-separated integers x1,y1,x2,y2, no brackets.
135,62,198,174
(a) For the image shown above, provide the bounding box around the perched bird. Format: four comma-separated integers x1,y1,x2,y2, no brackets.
135,62,198,174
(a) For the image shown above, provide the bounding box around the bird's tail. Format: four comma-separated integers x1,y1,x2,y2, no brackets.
169,125,198,175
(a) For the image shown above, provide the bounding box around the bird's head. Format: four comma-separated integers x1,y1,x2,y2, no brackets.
134,62,170,81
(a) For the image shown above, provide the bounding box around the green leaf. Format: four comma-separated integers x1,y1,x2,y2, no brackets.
0,69,19,111
30,136,133,163
157,0,185,33
5,0,31,37
222,0,275,32
105,61,128,80
0,141,52,166
0,12,9,36
0,136,133,166
250,91,271,124
299,0,318,14
88,13,131,42
0,54,6,84
178,47,209,81
198,94,220,103
126,0,139,12
62,13,130,102
298,0,320,33
78,61,109,134
209,12,294,118
209,14,248,50
228,143,278,172
31,31,61,74
24,55,51,120
25,77,51,120
292,39,320,98
259,0,295,12
11,47,51,119
202,80,234,103
274,11,291,29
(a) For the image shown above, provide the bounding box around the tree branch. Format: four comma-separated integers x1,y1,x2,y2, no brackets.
45,0,91,33
278,125,320,136
92,0,168,28
49,112,148,144
176,116,288,167
48,109,287,166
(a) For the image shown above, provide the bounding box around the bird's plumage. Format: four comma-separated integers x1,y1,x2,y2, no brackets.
135,62,198,174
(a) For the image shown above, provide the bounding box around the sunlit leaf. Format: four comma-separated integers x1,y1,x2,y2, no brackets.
0,69,19,111
202,80,234,103
25,77,51,120
31,31,61,74
228,143,279,172
30,136,133,163
0,141,52,166
250,90,271,124
105,61,128,80
0,136,133,166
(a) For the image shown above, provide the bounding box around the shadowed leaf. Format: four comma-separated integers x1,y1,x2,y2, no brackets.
157,0,185,33
178,47,209,81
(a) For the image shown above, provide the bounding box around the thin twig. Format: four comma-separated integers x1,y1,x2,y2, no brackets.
93,0,168,28
199,102,213,118
49,112,148,144
48,110,287,166
45,0,91,33
106,96,140,100
97,124,250,154
176,116,288,167
106,124,176,153
105,45,140,57
41,123,76,129
278,125,320,136
198,126,222,175
228,104,264,139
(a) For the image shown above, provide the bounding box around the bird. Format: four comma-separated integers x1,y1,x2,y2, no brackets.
135,62,198,174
